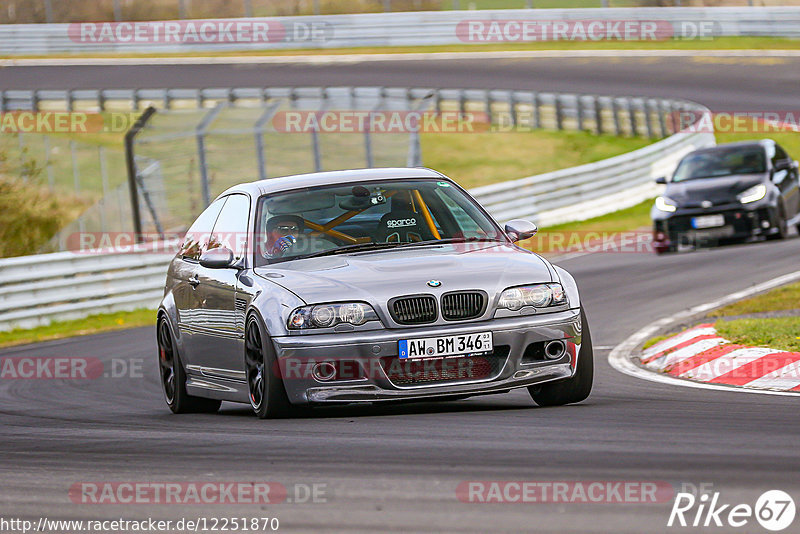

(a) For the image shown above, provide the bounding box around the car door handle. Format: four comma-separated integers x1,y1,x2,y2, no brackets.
188,275,200,288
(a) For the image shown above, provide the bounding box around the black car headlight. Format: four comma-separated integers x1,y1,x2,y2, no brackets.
497,283,567,311
288,302,379,330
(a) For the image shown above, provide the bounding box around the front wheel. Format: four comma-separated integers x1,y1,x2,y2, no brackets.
245,315,293,419
767,208,788,240
528,309,593,407
157,317,221,414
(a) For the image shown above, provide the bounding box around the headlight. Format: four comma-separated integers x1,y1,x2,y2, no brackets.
655,196,678,212
497,283,567,311
738,184,767,204
288,302,379,330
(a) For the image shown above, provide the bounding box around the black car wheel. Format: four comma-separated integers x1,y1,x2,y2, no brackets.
767,208,788,240
245,315,292,419
157,316,221,414
528,309,593,407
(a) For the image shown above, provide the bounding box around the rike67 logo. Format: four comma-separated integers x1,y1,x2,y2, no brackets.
668,489,795,531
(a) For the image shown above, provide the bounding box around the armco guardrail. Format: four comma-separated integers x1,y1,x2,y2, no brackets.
0,250,172,331
0,7,799,55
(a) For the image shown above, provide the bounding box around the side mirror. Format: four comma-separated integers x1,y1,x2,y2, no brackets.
505,219,538,242
199,247,235,269
774,159,791,172
655,176,668,185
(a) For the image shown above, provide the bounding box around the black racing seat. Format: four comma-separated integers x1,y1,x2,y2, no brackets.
375,209,435,243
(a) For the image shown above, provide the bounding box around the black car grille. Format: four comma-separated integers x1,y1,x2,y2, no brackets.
380,346,510,386
390,295,437,325
441,291,486,321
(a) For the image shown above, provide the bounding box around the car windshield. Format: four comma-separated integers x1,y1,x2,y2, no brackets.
672,147,766,182
254,178,505,265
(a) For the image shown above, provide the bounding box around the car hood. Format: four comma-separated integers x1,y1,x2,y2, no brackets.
254,243,553,305
665,174,766,207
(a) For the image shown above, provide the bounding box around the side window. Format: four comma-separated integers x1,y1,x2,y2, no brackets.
209,194,250,261
179,198,225,261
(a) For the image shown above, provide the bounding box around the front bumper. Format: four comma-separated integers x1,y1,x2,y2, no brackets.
652,203,779,251
271,309,582,404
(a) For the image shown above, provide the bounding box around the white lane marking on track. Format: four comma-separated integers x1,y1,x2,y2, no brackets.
608,269,800,397
682,347,780,381
745,360,800,391
4,49,800,67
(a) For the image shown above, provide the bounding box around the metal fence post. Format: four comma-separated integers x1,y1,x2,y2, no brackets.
508,92,517,128
244,0,253,17
196,103,224,207
593,96,603,135
99,146,109,232
533,93,541,129
44,135,54,190
612,98,621,136
657,100,668,138
43,0,53,22
70,141,80,193
254,101,280,181
644,100,655,139
113,0,122,21
555,95,564,130
576,95,585,132
125,106,158,242
626,98,638,136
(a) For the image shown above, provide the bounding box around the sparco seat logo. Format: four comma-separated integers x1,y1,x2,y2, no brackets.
386,218,416,228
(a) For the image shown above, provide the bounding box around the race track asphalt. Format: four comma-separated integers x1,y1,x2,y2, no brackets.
1,54,799,533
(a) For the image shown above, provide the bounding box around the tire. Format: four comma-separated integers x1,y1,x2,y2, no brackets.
528,309,593,407
245,314,293,419
767,208,788,241
157,317,221,414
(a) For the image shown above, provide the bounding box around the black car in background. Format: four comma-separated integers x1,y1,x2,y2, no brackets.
652,140,800,253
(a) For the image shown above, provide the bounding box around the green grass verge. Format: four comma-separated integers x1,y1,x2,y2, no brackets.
422,129,650,189
542,197,653,233
715,317,800,353
645,280,800,353
642,334,669,351
709,281,800,318
4,37,800,60
0,309,156,348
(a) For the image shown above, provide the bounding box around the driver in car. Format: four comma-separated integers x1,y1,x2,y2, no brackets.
264,215,305,258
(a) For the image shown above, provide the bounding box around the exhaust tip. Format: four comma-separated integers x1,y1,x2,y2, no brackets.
544,340,566,360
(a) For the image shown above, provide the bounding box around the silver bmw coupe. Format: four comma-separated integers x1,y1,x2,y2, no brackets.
157,168,592,418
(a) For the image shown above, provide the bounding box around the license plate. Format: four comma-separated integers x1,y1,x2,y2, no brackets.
692,214,725,229
398,332,493,360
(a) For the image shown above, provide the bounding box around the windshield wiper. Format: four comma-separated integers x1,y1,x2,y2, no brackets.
396,236,505,248
289,241,406,260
